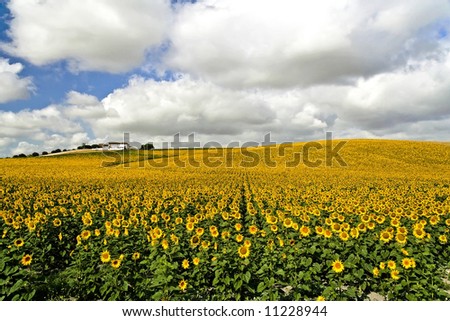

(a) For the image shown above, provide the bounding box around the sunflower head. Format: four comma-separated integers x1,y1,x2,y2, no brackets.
100,250,111,263
331,259,344,273
373,267,380,277
390,270,400,280
14,238,24,247
111,259,121,269
238,245,250,259
387,260,396,270
21,254,32,266
178,280,187,291
182,259,189,269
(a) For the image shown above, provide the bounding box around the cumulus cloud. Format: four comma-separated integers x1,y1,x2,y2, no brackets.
0,58,34,103
2,0,171,73
1,0,450,156
166,0,450,88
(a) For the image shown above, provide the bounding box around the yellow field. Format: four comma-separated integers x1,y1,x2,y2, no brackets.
1,139,450,300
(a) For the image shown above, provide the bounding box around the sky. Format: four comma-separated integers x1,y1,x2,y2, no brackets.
0,0,450,156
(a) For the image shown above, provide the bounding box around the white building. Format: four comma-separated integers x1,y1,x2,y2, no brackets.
104,142,129,150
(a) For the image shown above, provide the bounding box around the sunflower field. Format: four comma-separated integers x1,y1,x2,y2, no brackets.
1,140,450,301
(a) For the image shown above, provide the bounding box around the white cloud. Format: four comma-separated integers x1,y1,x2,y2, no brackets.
1,0,450,156
2,0,171,73
0,58,34,103
166,0,450,88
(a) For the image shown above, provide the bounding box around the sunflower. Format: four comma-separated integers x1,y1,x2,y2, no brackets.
283,218,293,228
58,232,62,241
339,231,349,241
53,218,62,227
379,231,391,243
161,239,169,250
179,280,187,291
331,223,341,232
429,215,439,226
373,267,380,277
300,225,311,237
357,223,366,232
175,217,183,225
350,228,359,239
182,259,189,269
361,215,370,223
387,260,396,270
409,258,416,268
190,235,200,247
317,296,325,301
221,231,230,239
379,262,386,270
266,215,278,224
397,226,408,235
395,233,407,244
196,227,205,236
193,257,200,266
111,259,121,269
413,228,425,239
323,229,332,238
367,222,376,230
21,254,32,266
270,225,278,232
401,258,412,269
81,230,91,240
201,240,210,249
331,259,344,273
236,234,244,242
132,252,140,261
100,250,111,263
14,238,24,247
94,229,101,237
186,222,194,232
238,245,250,259
315,226,324,235
248,225,258,235
401,248,409,256
390,270,400,280
438,235,447,244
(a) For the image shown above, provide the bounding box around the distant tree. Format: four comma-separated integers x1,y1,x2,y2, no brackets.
32,152,39,157
51,149,61,154
42,151,48,155
77,145,84,150
84,145,92,149
18,153,27,158
63,149,67,152
12,155,18,158
91,144,100,149
140,143,155,150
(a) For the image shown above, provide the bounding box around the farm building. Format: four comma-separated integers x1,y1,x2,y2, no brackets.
104,142,130,150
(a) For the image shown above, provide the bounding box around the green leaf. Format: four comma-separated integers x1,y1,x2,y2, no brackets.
257,282,266,293
243,271,251,283
275,269,285,277
234,279,243,291
406,293,417,300
8,279,24,296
